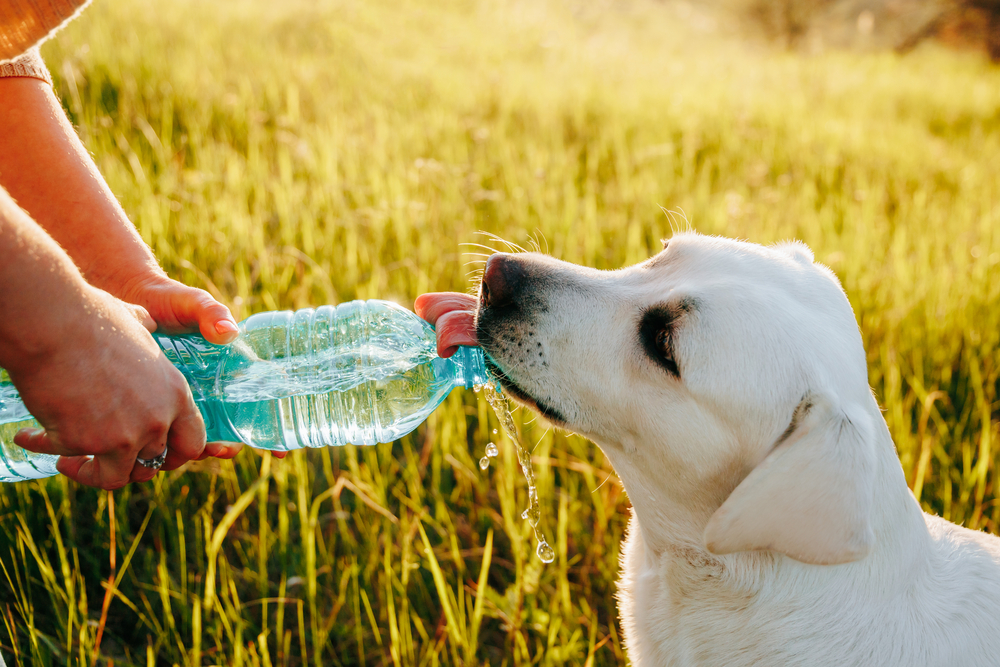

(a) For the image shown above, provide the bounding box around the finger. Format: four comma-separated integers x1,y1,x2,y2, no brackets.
55,455,91,479
203,441,243,460
14,426,49,452
129,459,159,484
161,401,207,471
14,426,87,458
173,287,240,345
414,292,478,325
57,454,132,490
434,309,478,358
160,449,188,472
129,438,167,481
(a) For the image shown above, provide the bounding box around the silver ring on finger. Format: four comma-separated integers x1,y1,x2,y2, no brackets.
136,447,168,470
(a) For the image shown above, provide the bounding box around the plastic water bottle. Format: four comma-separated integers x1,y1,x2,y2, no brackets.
0,300,489,482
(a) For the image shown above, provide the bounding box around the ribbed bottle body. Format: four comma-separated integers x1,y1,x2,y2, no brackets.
212,300,488,449
0,300,489,481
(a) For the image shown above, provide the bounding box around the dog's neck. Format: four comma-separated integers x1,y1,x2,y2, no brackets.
597,410,928,566
600,442,729,557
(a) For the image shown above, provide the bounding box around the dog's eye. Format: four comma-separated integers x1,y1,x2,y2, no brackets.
655,328,669,353
654,327,679,377
640,307,681,378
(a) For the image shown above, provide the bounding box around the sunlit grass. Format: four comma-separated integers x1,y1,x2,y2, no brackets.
1,0,998,664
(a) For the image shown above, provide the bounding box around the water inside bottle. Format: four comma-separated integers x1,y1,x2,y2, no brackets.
0,373,59,481
222,356,457,449
220,339,439,403
479,383,555,564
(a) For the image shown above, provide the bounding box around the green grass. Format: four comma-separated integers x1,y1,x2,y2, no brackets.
2,0,999,664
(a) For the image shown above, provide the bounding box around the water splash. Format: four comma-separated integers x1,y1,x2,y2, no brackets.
482,384,555,564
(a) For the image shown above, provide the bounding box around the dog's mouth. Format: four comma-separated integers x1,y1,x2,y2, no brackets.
482,354,569,425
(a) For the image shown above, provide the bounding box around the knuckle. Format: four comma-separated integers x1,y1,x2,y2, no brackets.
112,439,135,457
191,287,216,306
147,417,171,442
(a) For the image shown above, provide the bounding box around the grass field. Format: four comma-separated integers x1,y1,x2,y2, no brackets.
1,0,999,664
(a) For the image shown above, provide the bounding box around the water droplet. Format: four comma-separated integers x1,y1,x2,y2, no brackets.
480,382,557,565
492,428,498,435
479,456,490,471
485,442,499,457
473,384,482,393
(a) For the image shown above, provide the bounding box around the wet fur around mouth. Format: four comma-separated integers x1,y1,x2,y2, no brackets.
478,330,569,425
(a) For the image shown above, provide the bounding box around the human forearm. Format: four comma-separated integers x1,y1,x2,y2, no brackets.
0,76,160,293
0,186,104,370
0,188,244,487
0,75,240,344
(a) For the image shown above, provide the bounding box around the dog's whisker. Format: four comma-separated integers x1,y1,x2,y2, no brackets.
659,206,691,238
477,231,527,254
590,470,617,495
460,242,505,255
531,428,550,452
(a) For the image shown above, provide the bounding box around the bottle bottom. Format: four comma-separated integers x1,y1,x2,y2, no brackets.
0,419,59,482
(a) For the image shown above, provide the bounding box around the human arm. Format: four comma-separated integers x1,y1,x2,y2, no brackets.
0,188,239,488
0,76,240,342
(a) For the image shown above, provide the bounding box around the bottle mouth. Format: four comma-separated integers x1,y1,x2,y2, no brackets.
453,345,492,390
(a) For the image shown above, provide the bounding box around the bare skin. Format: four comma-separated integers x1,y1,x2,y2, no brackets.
0,76,282,488
0,78,238,341
0,189,237,487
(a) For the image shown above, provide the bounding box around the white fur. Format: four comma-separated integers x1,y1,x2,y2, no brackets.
476,233,1000,666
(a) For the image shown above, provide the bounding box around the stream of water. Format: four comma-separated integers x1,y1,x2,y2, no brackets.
477,383,555,563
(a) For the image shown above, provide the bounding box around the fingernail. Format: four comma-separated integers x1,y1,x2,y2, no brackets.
215,320,239,336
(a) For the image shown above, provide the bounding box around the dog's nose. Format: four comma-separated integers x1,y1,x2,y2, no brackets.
481,253,524,309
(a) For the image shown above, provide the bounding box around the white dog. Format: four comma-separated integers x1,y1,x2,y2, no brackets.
469,233,1000,666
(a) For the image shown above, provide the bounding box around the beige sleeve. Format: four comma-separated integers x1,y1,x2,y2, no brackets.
0,46,51,84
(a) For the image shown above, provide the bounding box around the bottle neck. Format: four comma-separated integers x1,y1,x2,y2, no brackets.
451,345,491,389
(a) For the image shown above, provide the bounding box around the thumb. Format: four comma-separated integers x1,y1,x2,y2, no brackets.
171,287,240,344
126,303,157,333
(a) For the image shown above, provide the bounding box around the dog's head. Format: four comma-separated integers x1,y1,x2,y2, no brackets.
476,232,880,565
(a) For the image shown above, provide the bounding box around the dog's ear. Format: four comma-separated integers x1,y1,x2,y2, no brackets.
703,395,876,565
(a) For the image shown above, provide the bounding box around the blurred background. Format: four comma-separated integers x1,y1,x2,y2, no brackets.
1,0,998,665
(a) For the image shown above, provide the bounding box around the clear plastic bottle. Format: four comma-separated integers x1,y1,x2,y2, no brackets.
0,300,489,482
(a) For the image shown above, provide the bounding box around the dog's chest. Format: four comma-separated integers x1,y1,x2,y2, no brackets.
618,522,781,666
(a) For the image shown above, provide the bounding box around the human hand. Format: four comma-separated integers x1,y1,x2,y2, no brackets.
0,78,275,466
114,272,292,461
414,292,478,358
112,272,287,459
113,272,241,344
9,286,234,489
